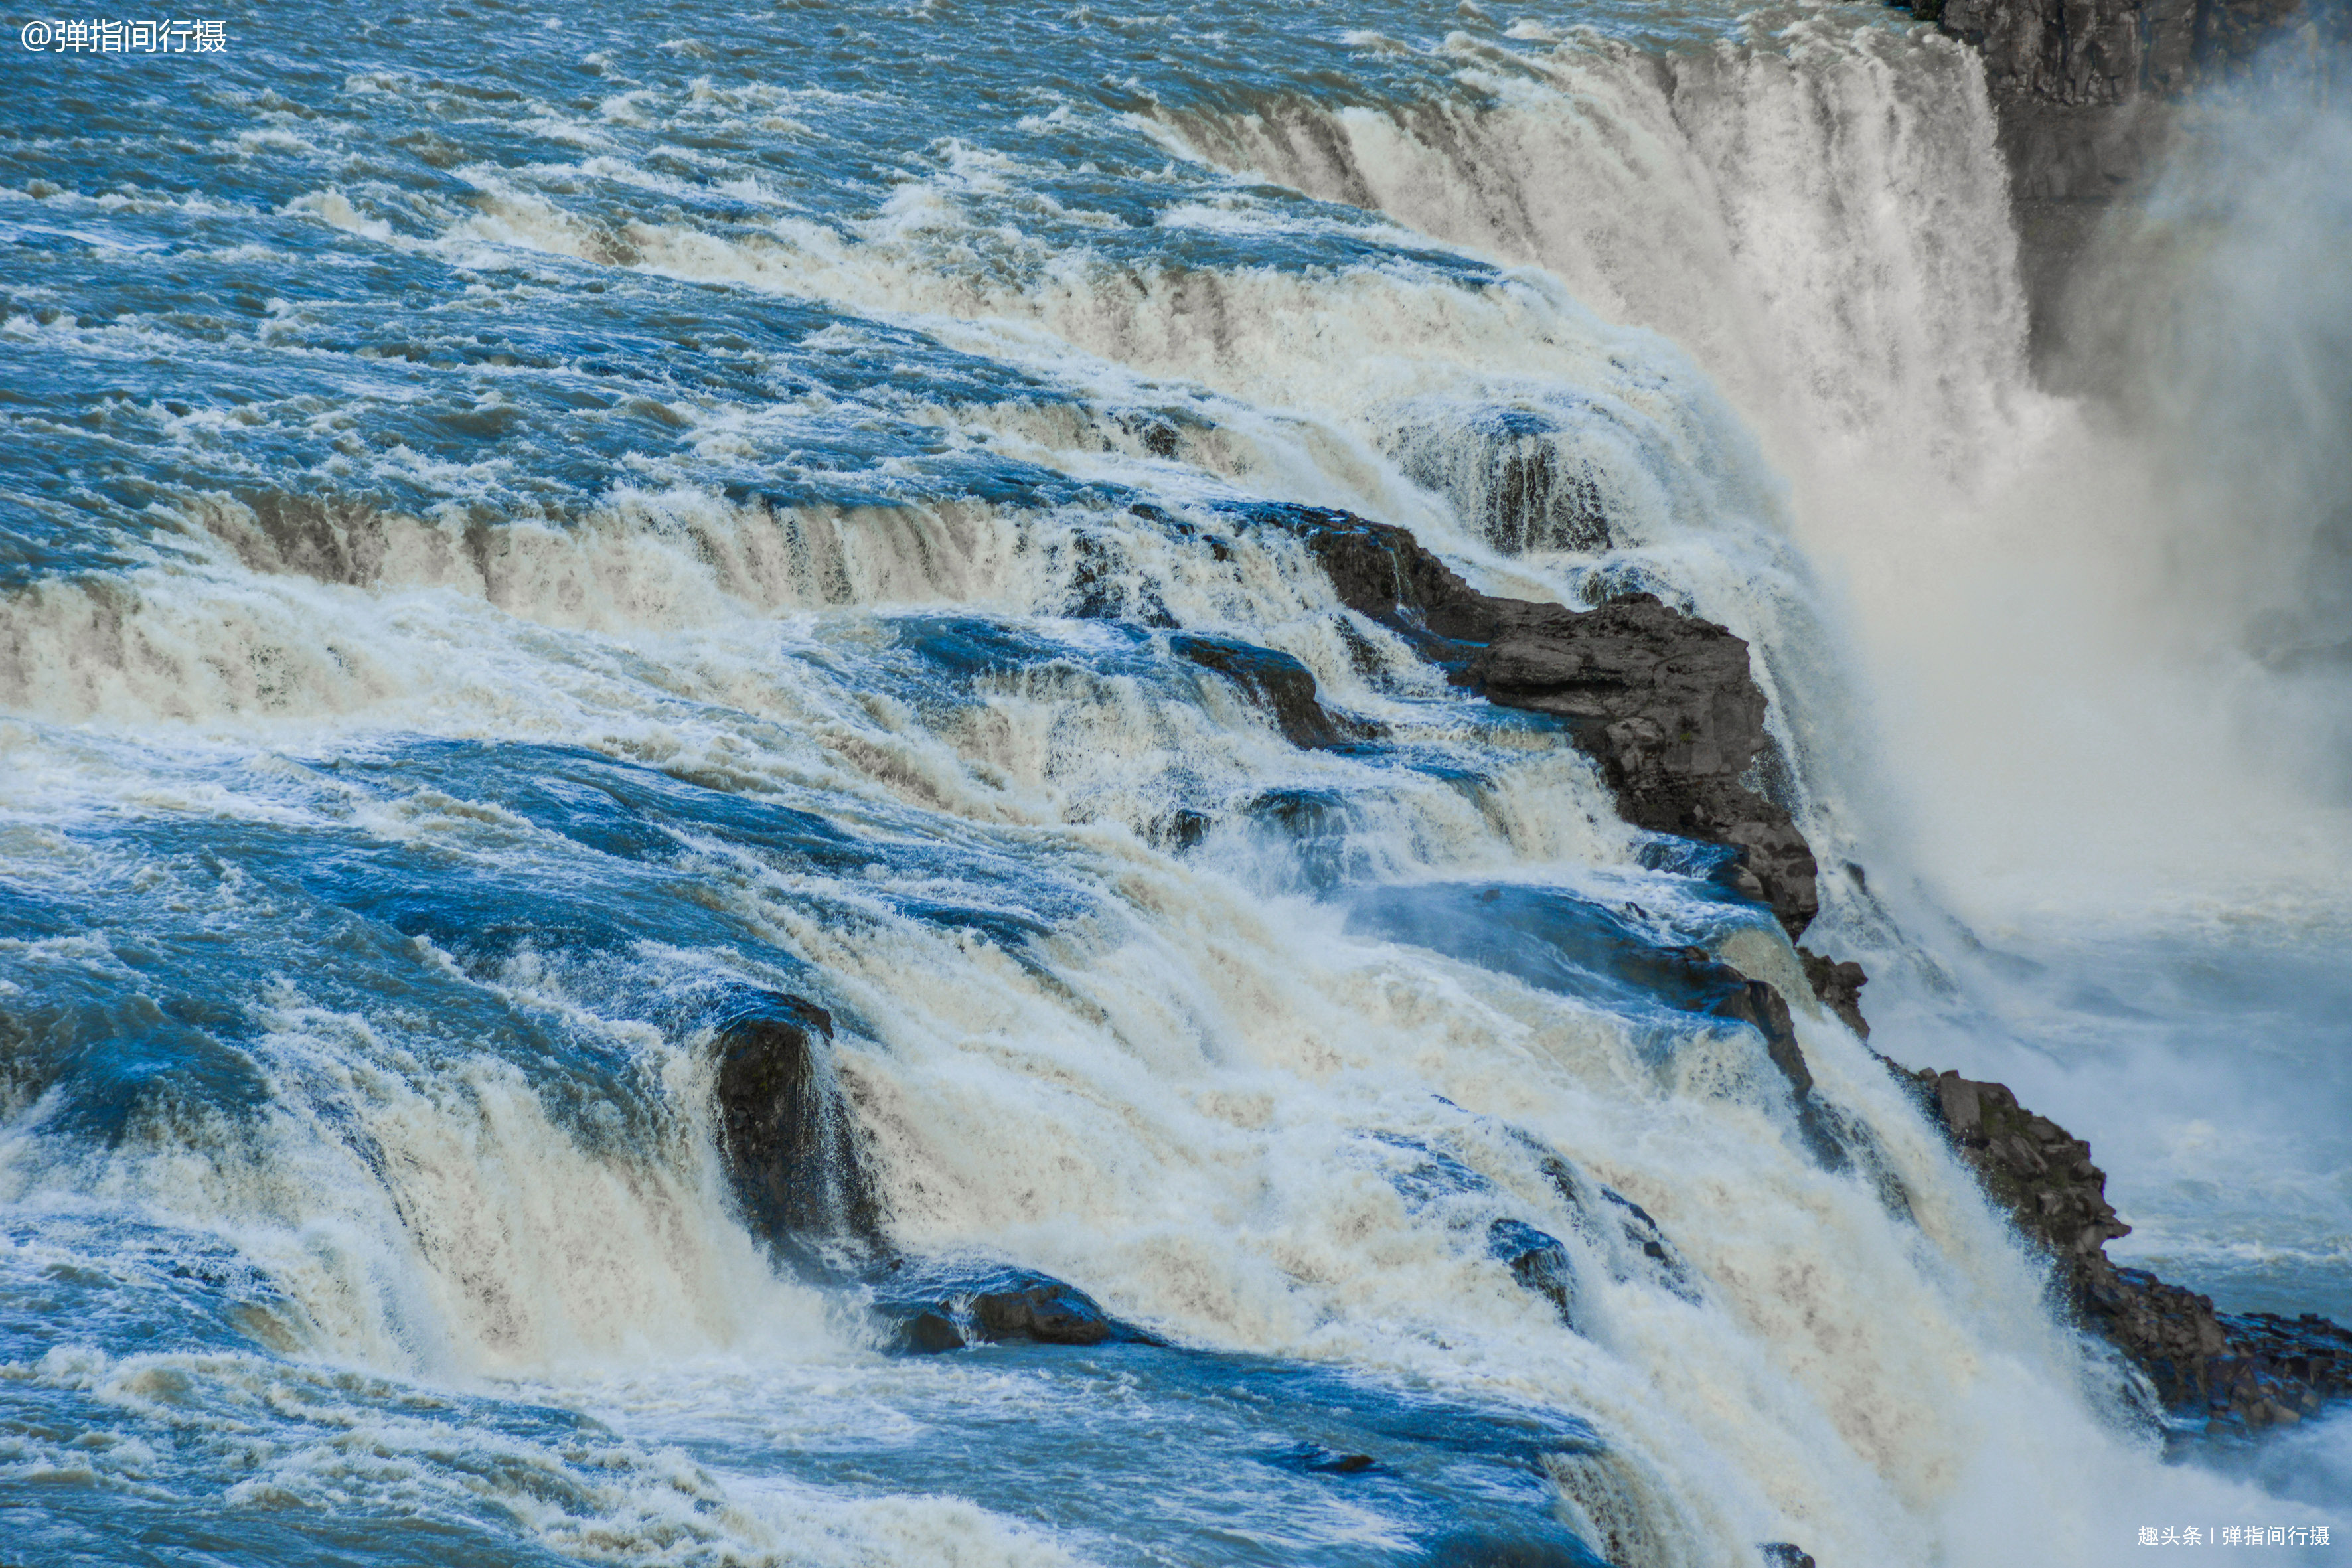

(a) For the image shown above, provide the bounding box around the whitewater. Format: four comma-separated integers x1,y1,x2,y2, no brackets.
1,1,2346,1563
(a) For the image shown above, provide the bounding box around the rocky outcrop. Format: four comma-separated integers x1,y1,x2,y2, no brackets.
710,995,1172,1355
1470,601,1818,940
1911,1066,2352,1426
710,990,882,1267
1798,947,1871,1036
1907,0,2333,362
1933,0,2310,108
1254,505,1819,940
872,1261,1164,1353
1170,631,1354,749
1379,403,1613,554
1724,979,1853,1168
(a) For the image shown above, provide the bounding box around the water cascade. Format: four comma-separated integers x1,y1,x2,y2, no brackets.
1,2,2345,1563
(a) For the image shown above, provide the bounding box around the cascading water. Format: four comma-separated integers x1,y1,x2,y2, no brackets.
1,3,2344,1565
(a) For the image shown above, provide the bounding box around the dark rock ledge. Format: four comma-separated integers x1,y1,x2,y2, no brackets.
1245,501,2352,1429
1905,1067,2352,1427
711,988,1155,1350
1252,505,1821,942
1895,0,2342,368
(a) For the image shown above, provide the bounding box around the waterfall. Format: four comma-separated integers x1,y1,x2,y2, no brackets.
1,6,2343,1563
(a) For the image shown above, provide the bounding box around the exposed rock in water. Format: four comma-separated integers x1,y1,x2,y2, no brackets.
1512,1134,1704,1304
710,1000,1167,1356
1471,602,1818,941
1759,1547,1818,1568
1379,402,1613,555
1170,631,1356,750
710,990,882,1267
1910,1066,2352,1426
1269,1443,1379,1474
1719,978,1851,1170
1255,505,1819,939
1796,947,1870,1037
1487,1218,1577,1324
872,1261,1164,1353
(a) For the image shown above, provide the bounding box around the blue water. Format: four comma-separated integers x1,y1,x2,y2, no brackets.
4,1,2347,1562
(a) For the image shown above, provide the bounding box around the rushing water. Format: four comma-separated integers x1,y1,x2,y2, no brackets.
3,1,2347,1563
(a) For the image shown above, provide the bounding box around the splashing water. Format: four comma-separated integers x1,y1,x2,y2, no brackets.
1,3,2344,1564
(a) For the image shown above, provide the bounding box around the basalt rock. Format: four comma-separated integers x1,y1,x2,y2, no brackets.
1257,506,1818,939
872,1261,1164,1353
711,1000,1166,1354
1270,1443,1379,1474
1911,1066,2352,1426
710,990,882,1267
1170,631,1355,750
1797,947,1871,1037
1913,0,2338,366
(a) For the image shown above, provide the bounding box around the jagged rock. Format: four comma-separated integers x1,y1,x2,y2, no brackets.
710,995,1158,1360
710,991,881,1265
1935,0,2311,108
1918,1070,2130,1270
1252,506,1818,939
1517,1137,1705,1304
1472,599,1819,941
872,1261,1160,1353
1796,947,1870,1036
1170,631,1352,749
1911,1067,2352,1425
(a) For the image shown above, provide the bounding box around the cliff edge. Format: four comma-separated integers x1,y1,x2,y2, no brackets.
1897,0,2343,364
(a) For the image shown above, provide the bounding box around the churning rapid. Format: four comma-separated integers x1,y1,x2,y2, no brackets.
2,1,2347,1563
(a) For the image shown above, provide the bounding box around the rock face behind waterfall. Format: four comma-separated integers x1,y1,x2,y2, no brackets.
1913,0,2338,361
1912,1067,2352,1426
1259,506,1820,940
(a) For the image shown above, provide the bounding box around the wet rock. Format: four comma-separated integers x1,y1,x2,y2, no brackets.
1170,631,1353,749
1796,947,1869,1037
872,1261,1162,1353
1269,1443,1379,1474
1251,505,1817,939
1693,977,1852,1172
1162,806,1212,850
1381,402,1612,554
1910,1067,2352,1425
1518,1139,1704,1304
1487,1218,1577,1324
1918,0,2331,366
710,990,881,1266
1247,786,1352,890
1759,1546,1817,1568
1915,1069,2132,1273
1471,597,1819,941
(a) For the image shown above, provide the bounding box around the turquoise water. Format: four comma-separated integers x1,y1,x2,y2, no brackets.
3,1,2347,1561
